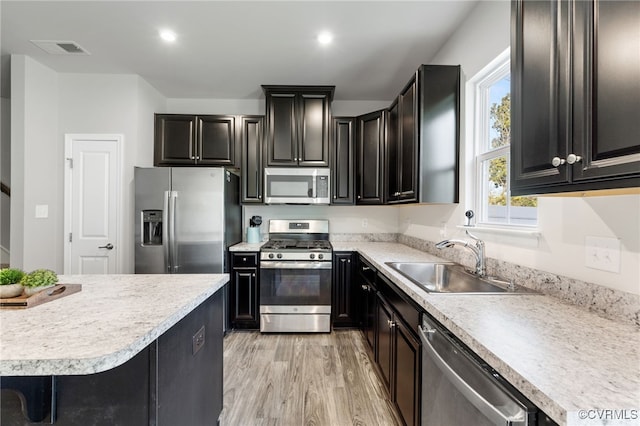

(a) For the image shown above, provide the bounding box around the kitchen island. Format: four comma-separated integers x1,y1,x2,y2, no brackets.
0,274,228,424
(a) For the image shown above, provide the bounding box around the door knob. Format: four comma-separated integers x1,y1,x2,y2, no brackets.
98,243,114,250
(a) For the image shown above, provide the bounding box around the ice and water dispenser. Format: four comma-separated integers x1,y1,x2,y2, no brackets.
142,210,163,246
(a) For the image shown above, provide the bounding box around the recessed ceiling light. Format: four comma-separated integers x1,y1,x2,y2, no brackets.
317,31,333,46
159,29,177,43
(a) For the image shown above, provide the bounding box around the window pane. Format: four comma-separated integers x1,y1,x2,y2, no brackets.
483,156,508,224
488,75,511,150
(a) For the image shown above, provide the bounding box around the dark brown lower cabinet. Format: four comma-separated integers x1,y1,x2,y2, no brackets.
375,290,421,426
332,252,357,327
229,252,259,329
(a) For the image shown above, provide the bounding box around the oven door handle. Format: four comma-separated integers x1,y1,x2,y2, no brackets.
260,261,332,270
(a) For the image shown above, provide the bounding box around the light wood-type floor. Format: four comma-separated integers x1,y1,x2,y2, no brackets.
221,330,403,426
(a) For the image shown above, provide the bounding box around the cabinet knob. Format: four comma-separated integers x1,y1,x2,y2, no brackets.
252,273,255,277
196,156,200,160
242,257,247,261
357,195,361,199
566,153,582,165
551,157,566,167
333,196,337,199
191,156,196,160
340,258,346,263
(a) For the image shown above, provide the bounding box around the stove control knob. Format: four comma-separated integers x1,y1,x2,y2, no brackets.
268,253,274,259
310,254,315,259
318,254,324,260
277,253,283,259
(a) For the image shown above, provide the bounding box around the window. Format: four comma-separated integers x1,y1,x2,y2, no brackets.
472,51,537,227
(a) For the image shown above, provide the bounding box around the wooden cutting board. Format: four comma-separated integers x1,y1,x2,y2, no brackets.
0,284,82,309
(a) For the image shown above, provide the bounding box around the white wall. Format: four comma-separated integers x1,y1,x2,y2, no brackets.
243,205,398,241
10,55,60,270
10,60,165,274
1,97,10,264
398,1,640,296
164,98,389,118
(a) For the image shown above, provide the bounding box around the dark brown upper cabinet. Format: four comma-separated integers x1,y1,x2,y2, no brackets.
511,0,640,195
154,114,238,167
386,75,418,203
356,110,386,204
416,65,461,204
331,117,356,205
239,116,264,204
262,86,334,167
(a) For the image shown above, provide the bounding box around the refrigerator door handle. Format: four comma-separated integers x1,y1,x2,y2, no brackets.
170,191,178,273
163,191,171,273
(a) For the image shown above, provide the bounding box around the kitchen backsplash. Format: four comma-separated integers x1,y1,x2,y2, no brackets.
397,234,640,326
329,232,639,325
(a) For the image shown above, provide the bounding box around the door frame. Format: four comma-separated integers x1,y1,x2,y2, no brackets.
63,134,124,274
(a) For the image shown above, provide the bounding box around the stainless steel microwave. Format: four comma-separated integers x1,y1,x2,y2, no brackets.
264,168,330,204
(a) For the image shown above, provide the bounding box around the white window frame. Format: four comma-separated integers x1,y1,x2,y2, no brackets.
467,48,538,231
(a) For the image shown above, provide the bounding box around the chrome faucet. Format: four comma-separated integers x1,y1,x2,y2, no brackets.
436,230,486,277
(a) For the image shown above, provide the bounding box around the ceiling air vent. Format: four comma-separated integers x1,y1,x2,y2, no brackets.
30,40,90,55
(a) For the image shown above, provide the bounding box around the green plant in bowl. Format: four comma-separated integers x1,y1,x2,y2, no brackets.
21,269,59,296
0,268,26,298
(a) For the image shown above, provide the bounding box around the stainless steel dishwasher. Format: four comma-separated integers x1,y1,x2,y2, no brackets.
419,314,538,426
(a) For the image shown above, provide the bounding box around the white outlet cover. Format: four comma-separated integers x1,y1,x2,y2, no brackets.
35,204,49,219
585,236,621,273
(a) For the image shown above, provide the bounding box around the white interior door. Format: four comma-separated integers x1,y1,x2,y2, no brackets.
64,134,121,274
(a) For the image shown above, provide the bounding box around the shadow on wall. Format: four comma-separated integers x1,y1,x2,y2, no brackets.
397,203,460,233
584,195,640,252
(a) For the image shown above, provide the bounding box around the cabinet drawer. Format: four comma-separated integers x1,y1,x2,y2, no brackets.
232,253,258,267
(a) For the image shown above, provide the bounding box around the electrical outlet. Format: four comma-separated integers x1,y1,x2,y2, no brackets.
585,236,621,273
362,218,368,228
35,204,49,219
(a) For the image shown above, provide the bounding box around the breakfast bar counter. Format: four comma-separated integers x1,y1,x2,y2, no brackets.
0,274,228,424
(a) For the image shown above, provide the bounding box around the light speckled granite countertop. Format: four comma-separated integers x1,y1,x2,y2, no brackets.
0,274,228,376
332,242,640,426
229,242,265,251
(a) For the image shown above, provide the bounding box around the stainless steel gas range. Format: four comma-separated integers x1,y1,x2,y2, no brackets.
259,219,332,333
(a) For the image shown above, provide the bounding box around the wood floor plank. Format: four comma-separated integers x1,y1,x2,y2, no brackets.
221,330,403,426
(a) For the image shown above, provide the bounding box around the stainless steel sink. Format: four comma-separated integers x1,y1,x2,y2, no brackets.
385,262,536,294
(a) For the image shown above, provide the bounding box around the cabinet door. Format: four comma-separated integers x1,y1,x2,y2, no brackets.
197,115,236,166
511,0,572,191
394,318,421,426
299,94,330,167
231,267,259,327
357,110,386,204
240,116,264,203
399,77,418,202
331,117,355,204
154,114,197,166
375,294,394,390
572,0,640,182
266,93,298,166
385,99,400,203
230,253,259,329
332,252,356,327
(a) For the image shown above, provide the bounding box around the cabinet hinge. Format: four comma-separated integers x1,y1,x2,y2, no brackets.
69,233,72,242
66,157,73,169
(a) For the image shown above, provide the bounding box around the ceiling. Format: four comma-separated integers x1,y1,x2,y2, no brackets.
1,1,479,101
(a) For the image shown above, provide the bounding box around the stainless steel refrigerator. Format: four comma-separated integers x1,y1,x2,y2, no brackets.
134,167,241,274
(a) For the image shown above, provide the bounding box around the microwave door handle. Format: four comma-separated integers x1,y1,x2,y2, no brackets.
312,176,316,198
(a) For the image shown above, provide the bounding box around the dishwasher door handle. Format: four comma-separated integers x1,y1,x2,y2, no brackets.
419,325,526,426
